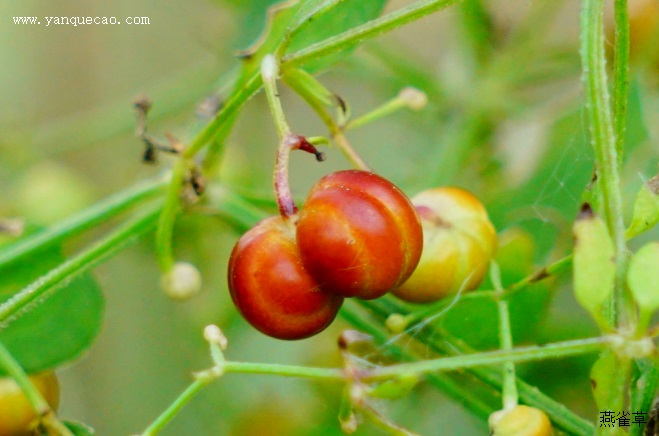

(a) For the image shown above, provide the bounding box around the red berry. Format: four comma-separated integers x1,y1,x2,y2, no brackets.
228,216,343,340
296,170,423,300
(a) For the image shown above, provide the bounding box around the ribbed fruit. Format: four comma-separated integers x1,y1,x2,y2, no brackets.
228,216,343,340
393,187,496,303
296,170,423,300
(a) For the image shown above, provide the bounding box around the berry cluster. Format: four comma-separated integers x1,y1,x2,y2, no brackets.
228,170,423,340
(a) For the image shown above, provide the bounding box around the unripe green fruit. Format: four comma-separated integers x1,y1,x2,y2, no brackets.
489,405,553,436
0,371,60,436
393,187,496,303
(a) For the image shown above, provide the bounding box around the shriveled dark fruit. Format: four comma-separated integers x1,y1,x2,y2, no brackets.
228,216,343,340
296,170,423,300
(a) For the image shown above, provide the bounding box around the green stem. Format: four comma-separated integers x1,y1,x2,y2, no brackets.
0,341,73,436
0,341,49,414
613,0,630,165
262,55,301,220
458,0,494,66
221,361,344,379
155,160,186,272
142,379,208,436
278,0,344,56
183,73,262,159
497,299,518,410
283,68,370,170
365,337,606,381
140,362,343,436
142,334,603,435
360,298,595,435
202,112,239,174
344,95,411,131
492,263,518,410
262,55,292,139
580,0,628,325
340,304,497,420
503,255,572,298
0,204,161,324
283,0,462,67
0,176,166,270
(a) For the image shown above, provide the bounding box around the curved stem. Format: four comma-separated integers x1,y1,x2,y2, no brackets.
274,135,299,219
613,0,630,165
283,69,370,170
262,55,292,140
156,160,186,272
262,55,300,220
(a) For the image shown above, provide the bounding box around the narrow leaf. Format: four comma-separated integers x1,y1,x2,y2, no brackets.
626,176,659,239
590,350,625,436
631,359,659,436
573,204,615,330
0,232,104,375
64,420,96,436
286,0,388,72
368,373,419,399
627,242,659,326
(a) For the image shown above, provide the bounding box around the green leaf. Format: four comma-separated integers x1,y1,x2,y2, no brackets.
237,0,299,58
621,79,650,165
572,204,614,330
368,373,419,399
0,230,104,375
438,285,551,350
63,420,96,436
626,176,659,239
286,0,388,72
590,350,625,436
233,1,301,94
631,359,659,436
627,242,659,327
439,228,551,350
283,67,335,106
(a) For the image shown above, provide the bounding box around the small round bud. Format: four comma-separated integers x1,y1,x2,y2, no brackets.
385,314,409,335
261,54,279,81
204,324,228,350
398,87,428,110
489,405,553,436
161,262,202,301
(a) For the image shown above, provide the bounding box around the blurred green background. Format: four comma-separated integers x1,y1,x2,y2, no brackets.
1,0,659,434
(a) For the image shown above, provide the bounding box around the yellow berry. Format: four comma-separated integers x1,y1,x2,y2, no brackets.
393,187,497,303
489,405,553,436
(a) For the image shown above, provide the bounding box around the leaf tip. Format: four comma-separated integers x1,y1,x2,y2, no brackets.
578,202,594,220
